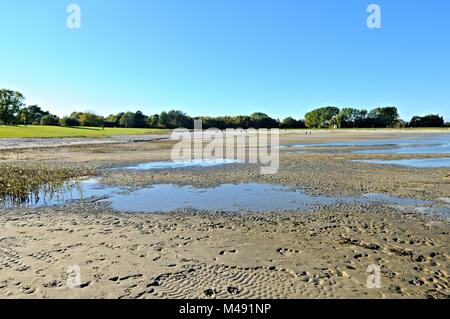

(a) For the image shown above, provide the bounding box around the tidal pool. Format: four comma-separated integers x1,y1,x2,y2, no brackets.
354,158,450,168
2,179,448,216
353,144,450,155
120,159,241,170
288,134,450,155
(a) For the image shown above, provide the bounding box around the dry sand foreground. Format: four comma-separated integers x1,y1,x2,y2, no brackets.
0,206,448,299
0,130,449,298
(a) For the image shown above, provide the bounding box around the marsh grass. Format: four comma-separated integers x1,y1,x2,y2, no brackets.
0,163,95,205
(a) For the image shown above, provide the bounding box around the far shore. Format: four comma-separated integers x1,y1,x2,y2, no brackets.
0,127,449,150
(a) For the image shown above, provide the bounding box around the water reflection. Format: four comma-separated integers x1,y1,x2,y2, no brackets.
354,158,450,168
288,134,450,155
2,179,448,216
120,159,241,170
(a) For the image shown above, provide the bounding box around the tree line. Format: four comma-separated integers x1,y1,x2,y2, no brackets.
0,89,448,129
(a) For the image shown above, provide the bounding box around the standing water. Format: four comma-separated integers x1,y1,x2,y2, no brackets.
1,179,448,216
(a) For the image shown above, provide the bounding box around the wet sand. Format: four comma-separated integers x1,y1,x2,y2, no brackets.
0,130,449,298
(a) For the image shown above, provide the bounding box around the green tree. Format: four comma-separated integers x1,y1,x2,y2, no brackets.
159,111,169,128
24,105,49,125
134,111,148,128
0,89,25,125
333,108,368,128
77,112,104,127
230,115,252,128
40,114,60,126
201,116,225,129
159,110,192,129
304,106,340,128
250,112,279,128
367,107,399,128
409,114,444,127
104,112,124,127
280,117,305,129
148,114,160,128
59,116,80,127
19,108,30,126
119,112,136,128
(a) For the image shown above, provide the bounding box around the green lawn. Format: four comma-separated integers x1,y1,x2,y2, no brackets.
0,125,166,138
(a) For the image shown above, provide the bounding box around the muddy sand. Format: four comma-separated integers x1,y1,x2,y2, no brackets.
0,130,448,298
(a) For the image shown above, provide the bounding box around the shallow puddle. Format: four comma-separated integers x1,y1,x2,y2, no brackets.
353,144,450,155
2,179,448,216
288,134,450,155
354,158,450,168
120,159,241,170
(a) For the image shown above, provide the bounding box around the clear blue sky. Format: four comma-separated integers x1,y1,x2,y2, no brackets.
1,0,449,120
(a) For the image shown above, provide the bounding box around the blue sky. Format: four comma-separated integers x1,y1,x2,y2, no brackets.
1,0,449,120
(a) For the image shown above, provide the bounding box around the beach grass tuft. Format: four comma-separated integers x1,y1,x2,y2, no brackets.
0,163,95,204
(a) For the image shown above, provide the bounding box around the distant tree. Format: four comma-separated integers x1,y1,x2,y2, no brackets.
11,89,449,130
19,108,29,126
40,114,60,126
353,109,369,128
148,114,160,128
0,89,25,125
78,112,104,127
305,106,340,128
119,112,136,128
59,116,80,127
103,112,123,127
296,119,306,128
280,117,296,129
409,116,421,127
203,116,220,129
159,111,169,128
280,117,305,129
160,110,192,129
24,105,49,125
70,112,83,119
409,114,444,127
332,108,368,128
250,112,279,128
367,107,399,128
235,115,253,129
134,111,148,128
394,119,407,128
173,110,192,128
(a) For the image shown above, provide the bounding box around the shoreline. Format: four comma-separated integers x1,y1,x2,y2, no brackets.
1,128,449,150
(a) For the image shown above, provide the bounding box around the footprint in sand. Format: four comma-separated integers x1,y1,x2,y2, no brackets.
219,249,238,256
277,248,300,256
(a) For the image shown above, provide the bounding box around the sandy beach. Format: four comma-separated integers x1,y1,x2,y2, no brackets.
0,130,449,299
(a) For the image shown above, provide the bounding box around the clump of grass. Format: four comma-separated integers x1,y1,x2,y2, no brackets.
0,163,95,205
